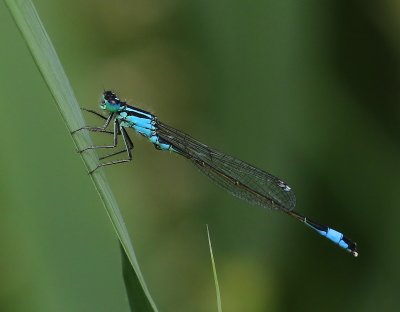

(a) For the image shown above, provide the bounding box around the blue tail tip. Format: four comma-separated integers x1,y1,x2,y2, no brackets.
345,238,358,257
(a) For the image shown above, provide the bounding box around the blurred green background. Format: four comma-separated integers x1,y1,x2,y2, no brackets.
1,0,399,311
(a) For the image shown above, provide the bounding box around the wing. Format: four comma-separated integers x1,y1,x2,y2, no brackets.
156,121,296,211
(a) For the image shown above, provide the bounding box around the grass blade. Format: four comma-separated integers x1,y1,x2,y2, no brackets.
4,0,158,310
207,225,222,312
120,243,155,311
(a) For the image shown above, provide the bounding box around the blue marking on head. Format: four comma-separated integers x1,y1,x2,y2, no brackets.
101,91,124,113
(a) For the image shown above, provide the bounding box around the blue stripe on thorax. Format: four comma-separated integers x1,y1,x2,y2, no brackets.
118,106,156,135
124,105,153,119
116,106,174,151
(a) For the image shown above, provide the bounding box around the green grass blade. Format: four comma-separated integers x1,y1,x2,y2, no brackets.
120,243,155,312
4,0,158,310
207,225,222,312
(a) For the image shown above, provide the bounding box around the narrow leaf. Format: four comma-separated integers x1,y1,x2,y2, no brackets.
207,225,222,312
4,1,157,310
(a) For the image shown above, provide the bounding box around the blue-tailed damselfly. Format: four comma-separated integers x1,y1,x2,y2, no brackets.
73,91,358,257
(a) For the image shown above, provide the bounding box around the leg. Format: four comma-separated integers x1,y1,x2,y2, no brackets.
79,118,119,153
71,113,114,134
89,127,133,174
99,128,134,160
81,108,108,120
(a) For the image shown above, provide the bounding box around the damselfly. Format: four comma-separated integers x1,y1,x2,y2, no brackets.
73,91,358,257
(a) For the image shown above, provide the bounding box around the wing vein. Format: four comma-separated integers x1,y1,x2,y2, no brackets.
156,121,296,211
